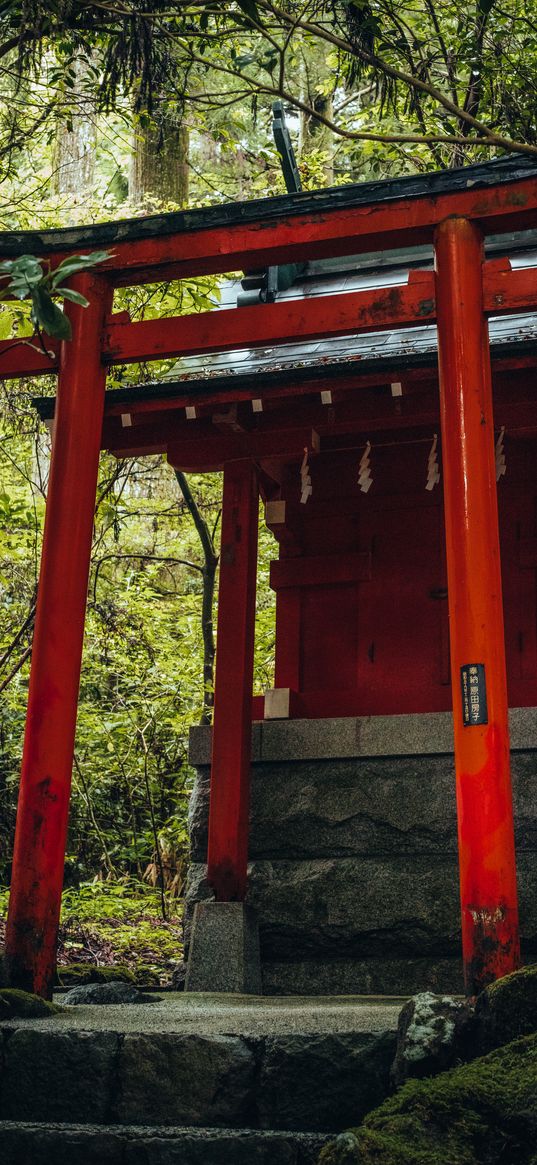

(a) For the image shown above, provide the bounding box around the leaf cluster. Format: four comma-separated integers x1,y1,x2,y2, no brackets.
0,249,112,338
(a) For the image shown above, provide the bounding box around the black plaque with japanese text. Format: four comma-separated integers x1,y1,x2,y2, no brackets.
461,664,488,727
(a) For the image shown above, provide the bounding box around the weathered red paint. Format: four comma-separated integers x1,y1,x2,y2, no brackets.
434,217,520,995
1,170,536,288
4,273,112,999
104,275,435,366
206,459,259,901
100,176,537,281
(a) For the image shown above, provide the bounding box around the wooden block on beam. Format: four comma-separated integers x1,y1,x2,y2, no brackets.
264,688,299,720
213,402,244,432
264,499,301,550
265,500,286,526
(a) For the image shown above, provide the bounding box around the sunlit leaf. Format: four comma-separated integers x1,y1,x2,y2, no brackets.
30,287,72,339
55,287,90,307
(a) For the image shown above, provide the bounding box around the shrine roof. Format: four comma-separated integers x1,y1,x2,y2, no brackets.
3,153,537,258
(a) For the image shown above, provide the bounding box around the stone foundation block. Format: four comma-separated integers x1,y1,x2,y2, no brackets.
185,902,262,994
260,957,463,997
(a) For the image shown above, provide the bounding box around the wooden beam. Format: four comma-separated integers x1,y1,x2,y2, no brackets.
166,427,320,472
104,273,436,366
4,258,537,384
0,336,59,377
483,257,537,314
101,259,537,368
102,379,537,466
270,552,371,589
1,164,536,286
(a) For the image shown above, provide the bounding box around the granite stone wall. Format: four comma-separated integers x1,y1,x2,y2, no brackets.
186,713,537,995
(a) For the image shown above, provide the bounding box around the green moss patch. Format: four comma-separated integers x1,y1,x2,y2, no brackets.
0,989,60,1019
54,963,136,987
475,964,537,1052
319,1033,537,1165
54,962,162,987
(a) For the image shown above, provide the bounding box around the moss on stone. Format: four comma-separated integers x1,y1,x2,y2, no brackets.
125,963,161,986
54,964,137,987
318,1033,537,1165
475,964,537,1052
0,989,61,1018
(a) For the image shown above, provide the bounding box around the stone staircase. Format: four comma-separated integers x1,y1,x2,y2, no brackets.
0,994,400,1164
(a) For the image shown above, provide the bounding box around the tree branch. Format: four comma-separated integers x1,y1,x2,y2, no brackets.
175,469,218,725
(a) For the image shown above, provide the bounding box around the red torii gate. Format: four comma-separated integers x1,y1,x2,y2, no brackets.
3,157,537,998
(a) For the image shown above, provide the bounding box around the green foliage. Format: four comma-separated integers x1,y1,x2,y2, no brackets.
0,881,183,985
58,882,183,984
0,251,112,339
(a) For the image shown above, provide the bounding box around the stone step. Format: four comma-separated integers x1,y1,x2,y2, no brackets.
0,995,399,1135
0,1122,328,1164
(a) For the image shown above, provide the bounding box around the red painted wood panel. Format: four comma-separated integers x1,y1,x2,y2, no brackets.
270,552,370,589
268,438,537,720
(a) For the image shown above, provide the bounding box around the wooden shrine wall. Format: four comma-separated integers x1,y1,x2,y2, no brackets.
263,435,537,718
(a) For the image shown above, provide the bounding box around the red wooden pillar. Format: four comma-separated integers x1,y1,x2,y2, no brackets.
434,217,520,995
5,273,112,998
207,459,258,901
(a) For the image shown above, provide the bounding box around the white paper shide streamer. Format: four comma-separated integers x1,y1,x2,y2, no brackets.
495,426,506,482
358,441,373,493
300,447,313,504
426,433,441,491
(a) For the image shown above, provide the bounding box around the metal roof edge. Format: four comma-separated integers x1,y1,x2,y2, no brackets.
32,331,537,421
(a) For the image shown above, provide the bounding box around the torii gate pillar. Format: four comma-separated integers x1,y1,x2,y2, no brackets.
5,274,112,999
185,458,262,993
207,458,259,900
435,217,520,995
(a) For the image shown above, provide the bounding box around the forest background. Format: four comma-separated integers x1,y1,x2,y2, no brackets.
1,0,536,982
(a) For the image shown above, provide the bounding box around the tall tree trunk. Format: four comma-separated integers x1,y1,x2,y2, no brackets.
299,51,335,186
53,58,96,195
130,106,189,206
